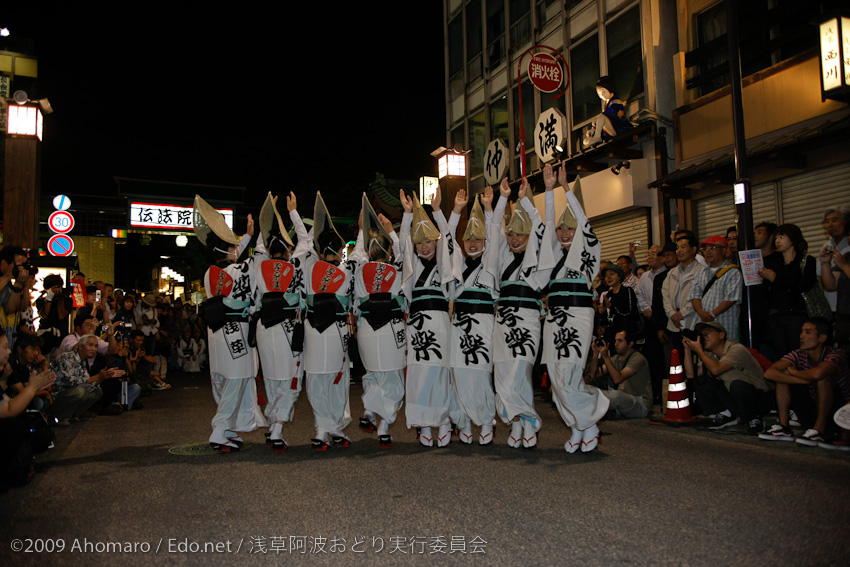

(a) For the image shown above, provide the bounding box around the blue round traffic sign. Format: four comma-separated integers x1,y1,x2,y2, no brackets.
47,234,75,257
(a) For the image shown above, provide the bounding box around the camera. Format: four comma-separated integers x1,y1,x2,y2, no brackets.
594,338,606,347
13,261,38,279
682,328,700,342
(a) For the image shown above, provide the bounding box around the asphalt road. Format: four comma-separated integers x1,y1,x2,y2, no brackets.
2,370,849,567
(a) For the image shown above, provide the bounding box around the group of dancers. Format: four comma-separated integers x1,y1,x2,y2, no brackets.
192,161,610,454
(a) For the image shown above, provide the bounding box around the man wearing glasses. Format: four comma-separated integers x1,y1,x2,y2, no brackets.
690,236,742,342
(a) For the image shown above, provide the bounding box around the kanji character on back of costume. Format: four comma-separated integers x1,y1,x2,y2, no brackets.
351,194,406,449
302,192,355,451
194,194,266,453
252,192,310,453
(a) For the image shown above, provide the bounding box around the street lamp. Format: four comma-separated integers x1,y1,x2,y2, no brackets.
4,94,51,248
430,145,469,218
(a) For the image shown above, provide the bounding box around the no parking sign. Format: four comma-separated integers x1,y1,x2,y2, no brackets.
47,234,75,257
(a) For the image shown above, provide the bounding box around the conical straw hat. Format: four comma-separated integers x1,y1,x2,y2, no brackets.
260,192,293,248
193,195,239,246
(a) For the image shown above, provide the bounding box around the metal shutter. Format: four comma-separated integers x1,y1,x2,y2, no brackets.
751,182,778,227
780,162,850,248
696,191,735,240
591,208,650,264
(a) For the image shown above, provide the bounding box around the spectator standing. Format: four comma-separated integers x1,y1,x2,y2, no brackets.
758,224,817,359
690,236,743,342
817,207,850,313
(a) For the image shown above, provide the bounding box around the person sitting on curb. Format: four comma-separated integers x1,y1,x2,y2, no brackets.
682,321,773,434
759,317,850,450
586,328,653,419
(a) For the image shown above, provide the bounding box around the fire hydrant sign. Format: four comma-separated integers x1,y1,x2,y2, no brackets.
528,53,563,93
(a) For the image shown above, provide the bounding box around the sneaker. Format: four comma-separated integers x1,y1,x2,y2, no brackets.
834,404,850,431
818,439,850,452
747,418,763,434
707,413,739,430
788,409,801,428
758,424,795,442
796,429,825,447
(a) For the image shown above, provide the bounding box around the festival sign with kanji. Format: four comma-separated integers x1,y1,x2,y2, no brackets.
131,202,233,231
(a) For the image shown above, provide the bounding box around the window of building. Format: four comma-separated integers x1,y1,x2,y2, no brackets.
571,34,601,127
606,5,644,102
510,0,531,52
470,109,488,178
487,0,506,69
449,14,465,98
689,0,822,99
467,0,483,81
490,94,510,144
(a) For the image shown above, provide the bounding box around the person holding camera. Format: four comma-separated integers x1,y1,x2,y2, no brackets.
586,329,653,419
682,321,773,434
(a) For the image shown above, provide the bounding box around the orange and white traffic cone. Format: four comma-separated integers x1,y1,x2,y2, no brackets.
662,349,695,423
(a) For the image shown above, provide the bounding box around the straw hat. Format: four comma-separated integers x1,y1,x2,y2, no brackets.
193,195,239,246
462,195,487,241
410,194,440,244
505,203,532,235
361,193,391,256
313,191,343,255
259,192,293,248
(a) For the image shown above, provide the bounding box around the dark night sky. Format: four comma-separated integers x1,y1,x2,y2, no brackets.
3,4,447,212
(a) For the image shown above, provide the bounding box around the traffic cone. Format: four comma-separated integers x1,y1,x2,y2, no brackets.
662,349,694,423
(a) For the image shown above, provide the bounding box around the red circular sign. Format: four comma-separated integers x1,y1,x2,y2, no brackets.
48,210,75,234
47,234,75,257
528,53,563,93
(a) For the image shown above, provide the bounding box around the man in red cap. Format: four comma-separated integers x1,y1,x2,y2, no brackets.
690,236,743,342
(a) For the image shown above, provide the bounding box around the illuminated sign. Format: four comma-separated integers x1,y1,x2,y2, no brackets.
130,202,233,230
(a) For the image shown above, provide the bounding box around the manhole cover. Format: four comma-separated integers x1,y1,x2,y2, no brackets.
168,442,252,455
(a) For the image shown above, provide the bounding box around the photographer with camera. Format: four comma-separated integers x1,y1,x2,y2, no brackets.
0,246,35,344
682,321,773,434
36,274,75,358
586,329,653,419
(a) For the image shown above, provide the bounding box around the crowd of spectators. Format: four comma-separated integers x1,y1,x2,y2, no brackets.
0,263,208,489
586,205,850,451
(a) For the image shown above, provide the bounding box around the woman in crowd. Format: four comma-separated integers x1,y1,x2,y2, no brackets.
758,223,817,358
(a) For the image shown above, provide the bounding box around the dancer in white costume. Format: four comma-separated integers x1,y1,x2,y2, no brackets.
446,187,498,445
194,195,266,453
303,192,355,451
253,192,310,453
491,177,548,448
540,163,609,453
350,194,405,449
400,188,456,447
